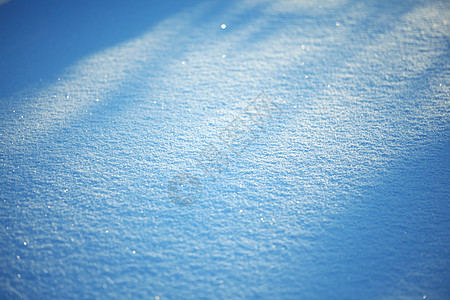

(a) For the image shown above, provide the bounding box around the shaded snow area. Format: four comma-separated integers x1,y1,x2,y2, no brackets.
0,0,449,298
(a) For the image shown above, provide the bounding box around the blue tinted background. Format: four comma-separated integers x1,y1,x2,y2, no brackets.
0,0,449,299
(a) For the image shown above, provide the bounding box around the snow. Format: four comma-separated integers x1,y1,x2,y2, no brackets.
0,0,449,299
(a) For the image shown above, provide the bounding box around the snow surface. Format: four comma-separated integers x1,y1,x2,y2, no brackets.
0,0,449,299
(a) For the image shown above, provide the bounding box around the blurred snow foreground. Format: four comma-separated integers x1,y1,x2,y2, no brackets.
0,0,449,299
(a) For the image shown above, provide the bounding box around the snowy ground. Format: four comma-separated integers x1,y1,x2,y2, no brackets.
0,0,449,299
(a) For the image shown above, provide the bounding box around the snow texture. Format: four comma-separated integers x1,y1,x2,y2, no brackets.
0,0,449,299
